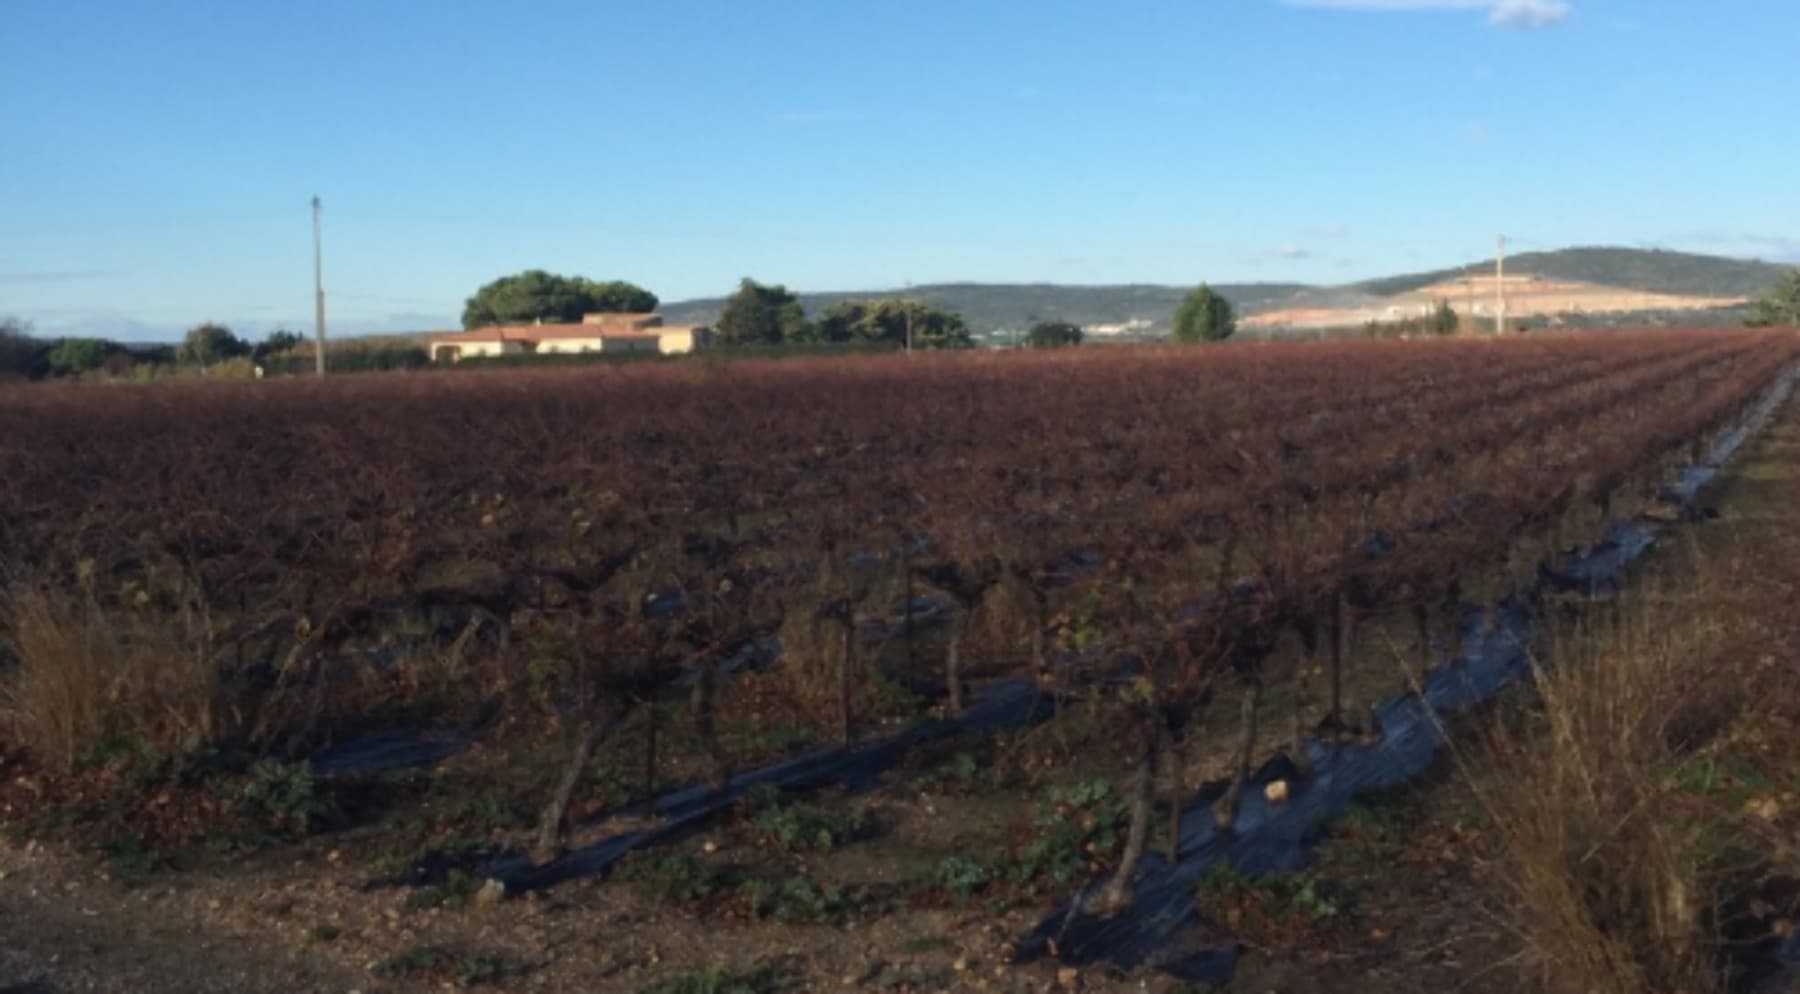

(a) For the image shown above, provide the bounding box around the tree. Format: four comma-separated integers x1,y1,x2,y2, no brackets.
1025,321,1083,348
256,329,306,361
46,338,111,377
1429,299,1459,336
1172,284,1236,343
809,299,974,350
808,301,866,344
179,323,250,367
0,318,48,381
1747,269,1800,327
461,271,658,329
714,278,808,346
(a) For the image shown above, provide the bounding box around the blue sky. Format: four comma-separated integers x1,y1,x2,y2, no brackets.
2,0,1796,340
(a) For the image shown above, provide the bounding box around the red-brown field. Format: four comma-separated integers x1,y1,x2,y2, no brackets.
1,330,1797,993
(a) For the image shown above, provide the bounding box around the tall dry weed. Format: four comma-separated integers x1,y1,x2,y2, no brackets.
0,589,225,771
1472,575,1751,994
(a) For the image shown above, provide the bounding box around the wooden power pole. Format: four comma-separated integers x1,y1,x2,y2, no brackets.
903,280,915,355
1494,234,1507,336
312,196,328,376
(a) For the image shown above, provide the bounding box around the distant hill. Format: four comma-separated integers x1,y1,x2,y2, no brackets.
651,246,1791,337
1353,247,1789,300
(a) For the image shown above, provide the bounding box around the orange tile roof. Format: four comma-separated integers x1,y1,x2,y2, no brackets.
581,312,663,329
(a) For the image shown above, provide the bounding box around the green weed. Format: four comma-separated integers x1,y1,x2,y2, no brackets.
737,875,871,924
99,831,169,887
1193,863,1346,945
1010,778,1129,886
925,855,993,905
1317,804,1403,879
1667,755,1771,808
916,750,1002,794
641,965,795,994
232,759,339,838
745,788,868,852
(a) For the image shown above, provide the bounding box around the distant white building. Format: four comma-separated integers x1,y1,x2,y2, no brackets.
1084,318,1155,337
428,314,712,362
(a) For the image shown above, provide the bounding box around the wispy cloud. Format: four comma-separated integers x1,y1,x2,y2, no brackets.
1681,231,1800,262
1248,244,1334,266
0,269,112,286
1279,0,1573,29
1302,225,1350,240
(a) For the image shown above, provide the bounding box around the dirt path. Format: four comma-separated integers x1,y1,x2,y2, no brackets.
0,845,367,994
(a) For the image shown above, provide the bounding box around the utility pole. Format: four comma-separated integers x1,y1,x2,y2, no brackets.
1494,234,1507,336
903,280,914,355
312,196,327,376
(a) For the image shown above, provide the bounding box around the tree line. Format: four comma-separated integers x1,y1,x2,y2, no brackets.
463,271,1247,349
0,319,429,383
0,270,1261,384
0,320,294,382
714,279,977,349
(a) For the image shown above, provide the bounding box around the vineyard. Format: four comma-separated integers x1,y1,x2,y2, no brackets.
1,329,1797,990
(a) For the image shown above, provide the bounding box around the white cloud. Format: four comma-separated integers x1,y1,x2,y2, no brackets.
1487,0,1571,28
1279,0,1572,29
0,269,111,285
1282,1,1490,8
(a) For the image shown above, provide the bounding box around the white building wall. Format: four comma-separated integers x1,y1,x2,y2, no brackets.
535,337,608,355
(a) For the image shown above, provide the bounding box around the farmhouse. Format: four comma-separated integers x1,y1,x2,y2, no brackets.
428,313,712,362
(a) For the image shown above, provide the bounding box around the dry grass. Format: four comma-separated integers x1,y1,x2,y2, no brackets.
0,589,226,771
1471,568,1758,994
